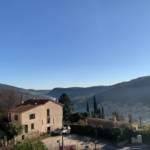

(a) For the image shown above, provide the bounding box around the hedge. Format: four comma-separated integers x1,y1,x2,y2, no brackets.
70,125,150,144
70,125,121,141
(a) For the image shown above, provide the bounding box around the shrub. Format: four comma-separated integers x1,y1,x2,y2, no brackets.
9,140,47,150
6,122,24,138
0,113,8,129
70,125,121,141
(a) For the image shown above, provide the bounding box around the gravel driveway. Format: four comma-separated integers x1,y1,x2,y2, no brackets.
41,135,150,150
41,134,109,150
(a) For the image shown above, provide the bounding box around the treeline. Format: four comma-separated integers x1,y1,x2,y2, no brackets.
87,95,105,119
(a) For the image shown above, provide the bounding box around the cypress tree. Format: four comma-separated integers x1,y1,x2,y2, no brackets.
102,107,105,119
93,95,96,114
87,101,89,112
99,108,101,118
93,95,98,114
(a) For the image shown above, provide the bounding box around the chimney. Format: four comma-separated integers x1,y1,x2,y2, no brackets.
33,97,35,100
21,93,24,104
55,99,58,102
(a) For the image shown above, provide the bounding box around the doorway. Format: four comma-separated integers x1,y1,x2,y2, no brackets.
47,127,50,133
25,125,28,133
22,135,25,140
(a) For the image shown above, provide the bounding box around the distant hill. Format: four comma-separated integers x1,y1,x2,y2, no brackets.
47,76,150,124
0,83,52,100
2,76,150,124
47,86,109,100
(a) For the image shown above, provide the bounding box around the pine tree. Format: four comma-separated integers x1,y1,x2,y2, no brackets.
99,108,101,118
59,93,74,116
87,101,89,112
102,107,105,119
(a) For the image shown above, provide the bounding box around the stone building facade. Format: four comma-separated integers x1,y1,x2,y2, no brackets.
8,99,63,135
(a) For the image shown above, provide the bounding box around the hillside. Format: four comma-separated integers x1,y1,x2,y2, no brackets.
48,76,150,124
0,84,51,100
1,76,150,124
47,86,109,100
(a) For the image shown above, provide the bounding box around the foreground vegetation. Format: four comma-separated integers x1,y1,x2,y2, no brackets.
9,140,47,150
70,124,150,144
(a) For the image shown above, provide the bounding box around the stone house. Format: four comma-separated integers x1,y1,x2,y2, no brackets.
8,99,63,135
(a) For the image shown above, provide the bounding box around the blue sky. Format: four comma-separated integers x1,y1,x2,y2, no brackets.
0,0,150,89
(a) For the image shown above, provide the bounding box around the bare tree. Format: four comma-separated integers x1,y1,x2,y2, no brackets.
0,89,20,112
0,104,4,115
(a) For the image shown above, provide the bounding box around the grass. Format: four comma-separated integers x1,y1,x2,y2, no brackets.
16,134,51,144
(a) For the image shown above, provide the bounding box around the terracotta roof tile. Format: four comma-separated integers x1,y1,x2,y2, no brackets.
23,99,49,105
24,99,64,106
8,104,39,113
8,99,63,113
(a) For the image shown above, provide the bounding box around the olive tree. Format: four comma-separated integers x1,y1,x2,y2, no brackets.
6,122,24,138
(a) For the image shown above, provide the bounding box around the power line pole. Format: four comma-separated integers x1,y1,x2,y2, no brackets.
62,134,64,150
139,117,142,128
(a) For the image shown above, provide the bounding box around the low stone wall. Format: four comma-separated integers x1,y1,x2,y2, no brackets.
0,136,16,146
117,140,129,147
87,118,138,130
0,138,4,146
16,132,41,142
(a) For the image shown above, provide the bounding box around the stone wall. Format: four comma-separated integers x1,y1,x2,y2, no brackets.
16,132,41,142
117,140,129,147
87,118,138,130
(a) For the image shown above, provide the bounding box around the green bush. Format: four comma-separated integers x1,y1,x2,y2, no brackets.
118,127,150,144
26,134,51,142
0,113,8,129
9,140,47,150
70,125,150,144
70,125,121,141
6,122,25,138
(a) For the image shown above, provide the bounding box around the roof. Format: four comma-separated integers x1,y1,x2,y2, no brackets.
8,99,63,113
8,104,39,113
24,99,49,105
25,99,64,106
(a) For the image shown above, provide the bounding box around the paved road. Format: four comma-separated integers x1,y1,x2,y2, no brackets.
101,144,150,150
117,144,150,150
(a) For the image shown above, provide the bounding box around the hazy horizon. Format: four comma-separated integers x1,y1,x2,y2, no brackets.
1,75,149,90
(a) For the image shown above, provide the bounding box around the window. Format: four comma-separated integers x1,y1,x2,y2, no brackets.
31,123,34,129
47,118,50,124
53,118,54,124
9,113,11,121
30,114,35,119
42,120,43,125
47,109,50,117
14,115,18,120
